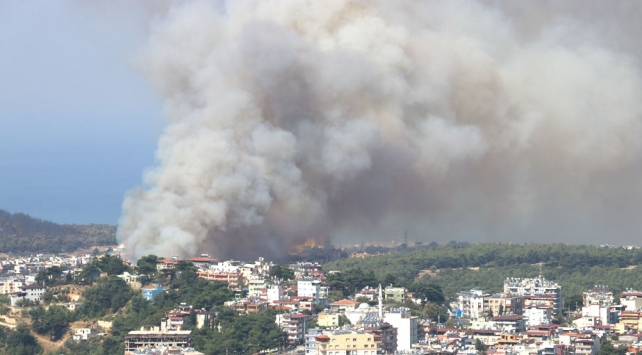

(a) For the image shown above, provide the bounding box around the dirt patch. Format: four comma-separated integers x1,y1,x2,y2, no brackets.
32,330,70,353
416,269,439,280
621,265,637,270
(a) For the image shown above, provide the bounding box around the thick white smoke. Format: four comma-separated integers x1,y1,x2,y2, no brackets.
118,0,642,260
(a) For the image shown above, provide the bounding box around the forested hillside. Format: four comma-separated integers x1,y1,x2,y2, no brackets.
325,243,642,303
0,209,117,254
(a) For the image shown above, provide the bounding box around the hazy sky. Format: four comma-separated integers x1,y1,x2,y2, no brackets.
0,2,162,224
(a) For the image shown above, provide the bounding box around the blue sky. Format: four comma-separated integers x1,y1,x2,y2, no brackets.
0,2,163,224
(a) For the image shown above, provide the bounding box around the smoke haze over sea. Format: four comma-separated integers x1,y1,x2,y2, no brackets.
117,0,642,260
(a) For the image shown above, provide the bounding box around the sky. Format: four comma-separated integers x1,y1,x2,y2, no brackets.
0,2,163,224
2,1,642,256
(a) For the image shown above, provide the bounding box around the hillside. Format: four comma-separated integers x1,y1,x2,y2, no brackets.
324,243,642,301
0,209,117,254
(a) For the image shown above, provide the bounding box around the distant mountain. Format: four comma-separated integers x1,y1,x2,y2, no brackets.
0,209,117,254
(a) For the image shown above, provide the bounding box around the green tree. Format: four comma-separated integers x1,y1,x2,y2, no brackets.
5,323,43,355
137,255,159,282
271,265,295,281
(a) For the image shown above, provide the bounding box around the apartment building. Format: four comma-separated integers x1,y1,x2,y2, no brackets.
504,276,562,314
485,293,524,316
457,288,487,319
383,307,418,351
276,313,311,346
298,278,322,302
314,330,382,355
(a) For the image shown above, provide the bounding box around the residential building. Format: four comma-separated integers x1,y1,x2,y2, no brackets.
267,284,284,302
156,257,179,271
276,313,311,346
504,276,562,314
248,277,266,298
125,326,192,352
318,312,340,328
330,299,360,313
9,284,45,306
523,305,553,327
383,307,418,351
583,286,613,307
314,330,382,355
142,285,165,301
196,270,243,291
362,320,397,354
621,290,642,312
0,278,23,294
485,293,524,316
492,315,526,333
356,287,379,302
345,303,379,325
457,288,487,319
305,328,323,355
73,328,98,341
559,332,601,355
384,286,406,303
298,278,322,302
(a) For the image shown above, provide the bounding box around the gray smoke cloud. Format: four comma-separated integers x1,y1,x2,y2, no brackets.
118,0,642,260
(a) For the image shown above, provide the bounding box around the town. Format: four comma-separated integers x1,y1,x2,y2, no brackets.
1,244,642,355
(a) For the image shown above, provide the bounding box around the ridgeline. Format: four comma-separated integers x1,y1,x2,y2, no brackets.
324,243,642,303
0,209,117,254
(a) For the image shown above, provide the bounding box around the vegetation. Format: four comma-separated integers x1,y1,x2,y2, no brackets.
29,305,72,341
190,309,287,354
0,323,43,355
0,209,116,254
325,243,642,302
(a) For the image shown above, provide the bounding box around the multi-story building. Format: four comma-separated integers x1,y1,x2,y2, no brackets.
621,290,642,312
523,305,553,327
9,284,45,306
457,288,487,319
314,330,382,355
156,257,179,271
196,270,243,291
383,308,418,351
248,277,266,298
0,277,23,294
330,299,360,313
559,332,601,355
583,286,613,307
493,315,526,333
384,286,406,303
298,278,322,302
276,313,311,346
318,312,340,328
267,284,284,302
504,276,562,314
125,326,192,352
485,293,524,316
362,320,397,354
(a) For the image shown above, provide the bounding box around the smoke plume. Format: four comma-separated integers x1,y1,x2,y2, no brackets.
118,0,642,260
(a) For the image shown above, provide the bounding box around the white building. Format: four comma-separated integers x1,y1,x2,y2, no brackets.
383,307,418,351
523,305,552,327
298,278,321,302
345,303,379,325
73,328,97,341
621,290,642,312
457,289,487,319
10,285,46,306
504,276,562,314
581,303,611,325
267,284,284,302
